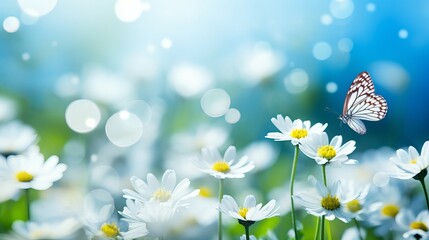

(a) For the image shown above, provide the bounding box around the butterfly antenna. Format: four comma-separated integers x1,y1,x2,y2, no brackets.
324,107,340,116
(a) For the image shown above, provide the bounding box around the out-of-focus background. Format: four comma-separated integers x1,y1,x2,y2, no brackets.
1,0,429,239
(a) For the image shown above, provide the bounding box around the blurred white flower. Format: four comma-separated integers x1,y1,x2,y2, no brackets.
181,186,218,225
265,115,327,145
237,43,284,84
0,97,17,121
389,141,429,180
241,141,278,172
169,125,229,154
341,227,367,240
327,147,395,187
81,204,122,240
365,184,408,236
396,209,429,239
0,146,67,190
300,133,357,166
168,62,214,97
0,179,19,203
0,121,37,156
294,179,355,223
219,195,279,222
82,67,135,105
12,218,81,240
120,199,181,239
122,169,199,207
193,146,254,179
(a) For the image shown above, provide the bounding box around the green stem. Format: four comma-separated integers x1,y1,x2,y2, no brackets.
321,164,327,186
290,145,300,239
321,165,332,240
354,218,363,240
25,189,31,221
326,220,332,240
321,216,325,240
420,179,429,210
314,216,320,240
245,224,250,240
218,179,224,240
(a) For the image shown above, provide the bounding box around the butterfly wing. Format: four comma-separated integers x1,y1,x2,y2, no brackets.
346,117,366,135
341,71,388,134
342,71,375,116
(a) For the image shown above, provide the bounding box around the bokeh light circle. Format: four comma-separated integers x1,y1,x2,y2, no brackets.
65,99,101,133
115,0,144,23
284,68,309,94
17,0,58,17
3,17,20,33
320,14,333,25
105,111,143,147
201,89,231,117
326,82,338,93
370,61,409,91
313,42,332,61
161,38,173,49
398,29,408,39
22,53,31,61
337,38,353,53
366,3,376,12
330,0,354,19
224,108,241,124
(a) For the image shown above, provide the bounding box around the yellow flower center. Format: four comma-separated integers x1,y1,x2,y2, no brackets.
290,128,308,139
199,187,212,198
321,195,340,210
238,207,248,219
410,221,429,231
152,188,171,202
409,158,418,164
317,145,337,160
212,161,230,173
346,199,362,213
15,171,34,182
380,204,400,218
100,223,120,238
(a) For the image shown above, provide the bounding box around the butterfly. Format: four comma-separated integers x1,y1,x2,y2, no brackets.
339,71,388,134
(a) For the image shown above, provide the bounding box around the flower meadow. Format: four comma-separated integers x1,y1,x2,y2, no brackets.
1,1,429,240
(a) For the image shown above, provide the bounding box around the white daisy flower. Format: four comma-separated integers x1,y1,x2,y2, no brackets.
342,181,370,220
193,145,254,179
294,179,355,223
0,121,37,157
365,184,407,236
82,204,122,240
0,146,67,190
265,115,327,145
120,199,178,239
12,218,81,240
300,132,357,166
219,195,279,222
389,141,429,180
396,209,429,239
0,179,19,203
122,169,199,207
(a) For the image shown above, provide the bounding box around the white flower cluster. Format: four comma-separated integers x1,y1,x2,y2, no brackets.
119,169,200,239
